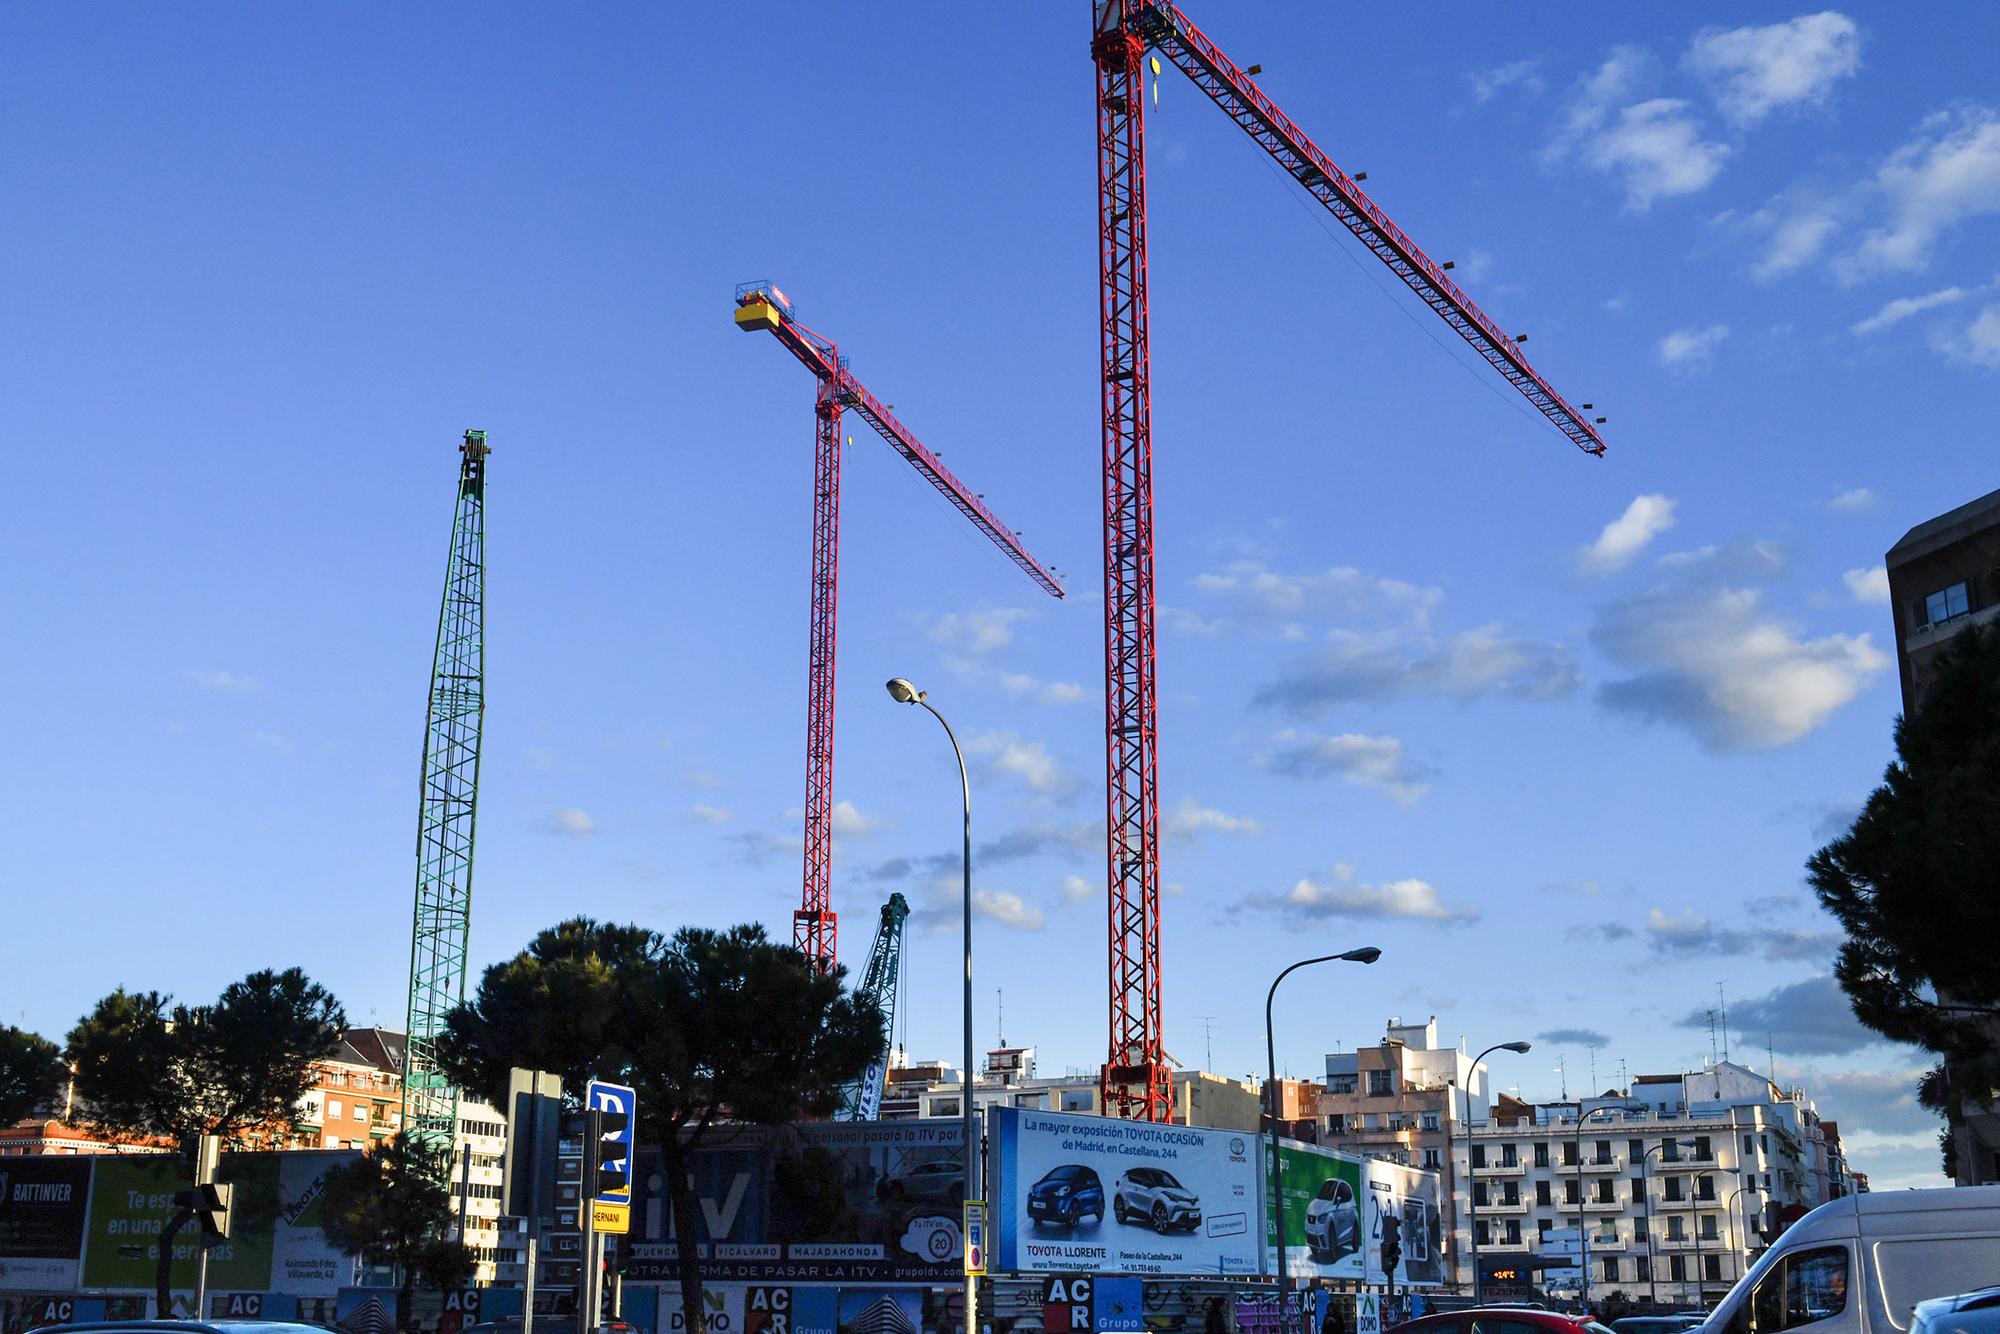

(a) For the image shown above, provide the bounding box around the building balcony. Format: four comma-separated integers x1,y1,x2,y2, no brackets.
1583,1198,1630,1212
1581,1235,1628,1253
1574,1157,1625,1173
1652,1156,1720,1173
1474,1196,1531,1213
1471,1161,1528,1176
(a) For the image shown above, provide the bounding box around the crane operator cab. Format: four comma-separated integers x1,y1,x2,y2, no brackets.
734,279,793,332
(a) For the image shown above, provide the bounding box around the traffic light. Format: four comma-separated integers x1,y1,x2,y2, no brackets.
1379,1212,1401,1277
174,1183,235,1243
586,1106,631,1200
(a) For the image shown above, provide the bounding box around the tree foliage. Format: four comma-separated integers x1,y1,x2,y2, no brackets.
437,918,882,1329
65,967,346,1315
67,967,347,1143
320,1135,475,1334
0,1025,66,1126
1811,623,2000,1169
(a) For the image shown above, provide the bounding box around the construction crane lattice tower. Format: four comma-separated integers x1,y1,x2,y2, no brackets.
400,430,489,1178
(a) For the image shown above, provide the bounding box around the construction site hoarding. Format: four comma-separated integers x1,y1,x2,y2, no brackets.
623,1120,967,1286
0,1158,92,1290
990,1107,1260,1277
1360,1158,1444,1289
1263,1139,1364,1281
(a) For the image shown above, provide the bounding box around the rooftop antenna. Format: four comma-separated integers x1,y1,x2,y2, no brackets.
1718,983,1731,1063
1768,1032,1777,1086
1589,1049,1599,1095
997,987,1005,1048
1618,1057,1629,1095
1707,1008,1720,1067
1201,1015,1218,1072
1555,1055,1568,1101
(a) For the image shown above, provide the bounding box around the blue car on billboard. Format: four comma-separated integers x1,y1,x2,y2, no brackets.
1026,1163,1105,1227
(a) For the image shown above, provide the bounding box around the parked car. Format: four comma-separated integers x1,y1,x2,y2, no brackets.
1389,1309,1614,1334
1701,1186,2000,1334
1303,1175,1359,1258
462,1320,636,1334
1112,1166,1201,1233
877,1157,965,1202
1913,1286,2000,1334
1610,1318,1704,1334
1027,1163,1105,1227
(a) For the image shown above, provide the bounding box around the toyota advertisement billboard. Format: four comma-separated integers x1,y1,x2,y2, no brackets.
1264,1140,1364,1281
990,1107,1259,1276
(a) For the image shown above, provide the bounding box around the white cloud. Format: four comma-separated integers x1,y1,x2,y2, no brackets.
1470,59,1544,104
1163,797,1263,840
1829,487,1878,513
1686,13,1862,125
1850,286,1967,334
1580,494,1677,573
1843,567,1890,605
1658,323,1731,369
1935,302,2000,369
1192,560,1442,626
1594,584,1889,750
996,670,1087,706
1752,204,1841,281
182,669,258,692
928,607,1031,654
550,808,597,835
1844,108,2000,277
830,800,875,837
969,732,1078,794
1059,874,1094,904
1257,866,1480,924
972,889,1045,931
1256,624,1580,715
1261,731,1431,807
690,803,733,825
1551,52,1731,211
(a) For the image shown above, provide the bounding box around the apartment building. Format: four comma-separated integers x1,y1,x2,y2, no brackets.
1884,485,2000,1186
880,1044,1266,1131
1315,1016,1504,1176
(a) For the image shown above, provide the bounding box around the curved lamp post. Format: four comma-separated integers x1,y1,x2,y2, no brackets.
1640,1138,1698,1311
1572,1103,1634,1311
1723,1182,1763,1291
885,678,977,1334
1462,1041,1531,1301
1267,948,1381,1334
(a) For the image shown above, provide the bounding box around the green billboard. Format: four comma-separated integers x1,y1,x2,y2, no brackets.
1264,1139,1364,1280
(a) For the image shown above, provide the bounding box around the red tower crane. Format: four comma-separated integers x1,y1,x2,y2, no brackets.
735,281,1065,970
1089,2,1609,1121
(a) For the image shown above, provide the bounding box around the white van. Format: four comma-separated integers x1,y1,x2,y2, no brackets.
1704,1186,2000,1334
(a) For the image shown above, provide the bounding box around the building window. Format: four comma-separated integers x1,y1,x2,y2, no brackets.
1701,1214,1719,1240
1561,1140,1579,1166
1535,1181,1552,1207
1667,1215,1686,1241
1595,1139,1614,1165
1632,1175,1646,1203
1421,1112,1440,1132
353,1105,368,1121
1696,1175,1716,1202
1926,582,1971,625
1500,1144,1519,1167
1471,1145,1487,1168
1475,1220,1490,1246
1661,1138,1682,1163
1563,1179,1580,1205
1061,1090,1093,1112
1693,1135,1712,1161
1630,1138,1646,1161
1327,1074,1358,1095
1474,1183,1489,1207
1504,1220,1521,1245
1665,1178,1684,1202
1636,1255,1651,1282
1534,1142,1550,1168
1326,1114,1349,1135
1634,1215,1649,1240
1537,1219,1552,1240
1422,1147,1441,1169
931,1097,960,1117
1743,1133,1756,1158
328,1099,344,1118
1367,1070,1394,1097
1704,1254,1722,1281
1669,1255,1686,1282
1388,1116,1405,1132
1501,1184,1520,1206
1603,1256,1618,1280
1594,1180,1615,1204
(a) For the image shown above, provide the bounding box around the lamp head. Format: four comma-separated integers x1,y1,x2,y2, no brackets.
1501,1041,1532,1054
885,678,924,705
1340,946,1383,965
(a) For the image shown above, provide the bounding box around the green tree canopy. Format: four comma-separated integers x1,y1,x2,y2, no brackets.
1811,623,2000,1171
320,1135,475,1334
0,1025,66,1126
437,918,882,1328
65,966,347,1314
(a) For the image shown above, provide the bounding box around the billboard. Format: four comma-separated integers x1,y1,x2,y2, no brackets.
991,1107,1260,1276
0,1159,92,1291
624,1121,967,1286
1263,1139,1363,1281
1359,1159,1443,1289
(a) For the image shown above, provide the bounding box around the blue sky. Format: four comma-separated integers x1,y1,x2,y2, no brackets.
4,6,1996,1189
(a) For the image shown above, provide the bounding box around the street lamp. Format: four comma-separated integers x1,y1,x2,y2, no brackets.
1572,1102,1637,1312
1462,1041,1531,1301
1266,948,1381,1334
1724,1182,1763,1290
885,677,978,1334
1640,1139,1698,1311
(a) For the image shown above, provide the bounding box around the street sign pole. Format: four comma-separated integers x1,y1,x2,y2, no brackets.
192,1135,220,1319
582,1080,637,1334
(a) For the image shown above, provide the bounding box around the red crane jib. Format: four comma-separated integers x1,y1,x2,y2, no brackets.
1090,0,1605,1122
737,288,1063,973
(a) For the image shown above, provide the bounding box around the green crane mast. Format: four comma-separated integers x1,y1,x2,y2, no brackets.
838,893,910,1121
401,429,489,1179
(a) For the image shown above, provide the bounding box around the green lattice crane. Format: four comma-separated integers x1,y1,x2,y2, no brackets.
838,893,910,1121
400,429,489,1179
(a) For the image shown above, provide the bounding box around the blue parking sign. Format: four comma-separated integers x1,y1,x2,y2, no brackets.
586,1079,637,1207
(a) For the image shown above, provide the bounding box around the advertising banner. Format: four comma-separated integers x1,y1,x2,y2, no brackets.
0,1159,92,1290
624,1121,966,1286
76,1150,357,1297
1262,1139,1363,1281
1359,1160,1443,1289
991,1107,1259,1276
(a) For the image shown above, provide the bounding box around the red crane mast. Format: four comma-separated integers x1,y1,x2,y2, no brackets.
1090,1,1607,1121
736,282,1064,970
